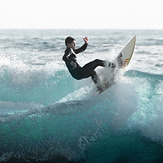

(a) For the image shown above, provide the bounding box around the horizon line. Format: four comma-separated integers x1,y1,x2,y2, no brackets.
0,28,163,30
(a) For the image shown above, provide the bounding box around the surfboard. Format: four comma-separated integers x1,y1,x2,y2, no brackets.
120,36,136,68
97,36,136,94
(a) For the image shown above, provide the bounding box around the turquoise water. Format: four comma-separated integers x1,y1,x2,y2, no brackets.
0,29,163,162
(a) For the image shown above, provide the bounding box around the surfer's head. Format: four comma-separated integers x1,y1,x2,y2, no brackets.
65,36,75,49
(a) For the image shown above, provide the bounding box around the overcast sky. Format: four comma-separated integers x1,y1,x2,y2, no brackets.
0,0,163,29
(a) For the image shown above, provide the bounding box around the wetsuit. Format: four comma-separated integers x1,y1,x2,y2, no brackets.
62,43,108,86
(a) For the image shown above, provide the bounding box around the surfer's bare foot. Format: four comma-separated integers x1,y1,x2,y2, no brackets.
117,53,123,68
98,88,103,94
118,52,122,58
106,62,116,69
111,63,116,68
96,85,103,94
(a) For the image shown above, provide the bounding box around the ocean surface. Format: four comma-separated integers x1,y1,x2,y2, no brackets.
0,29,163,163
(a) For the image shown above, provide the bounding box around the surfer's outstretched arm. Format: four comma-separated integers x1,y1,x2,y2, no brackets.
74,37,88,54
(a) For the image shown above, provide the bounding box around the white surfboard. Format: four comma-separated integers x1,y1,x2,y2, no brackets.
97,36,136,94
120,36,136,68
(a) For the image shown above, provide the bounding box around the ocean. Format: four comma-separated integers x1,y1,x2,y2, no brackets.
0,29,163,163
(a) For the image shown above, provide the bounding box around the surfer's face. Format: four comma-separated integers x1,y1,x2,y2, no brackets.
67,40,76,49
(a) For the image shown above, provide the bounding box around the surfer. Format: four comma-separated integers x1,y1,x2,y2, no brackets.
62,36,116,93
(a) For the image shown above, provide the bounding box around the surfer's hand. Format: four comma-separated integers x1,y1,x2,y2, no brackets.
111,63,116,68
83,37,88,44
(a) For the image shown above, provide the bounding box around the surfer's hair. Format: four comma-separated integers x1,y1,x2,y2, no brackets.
65,36,75,46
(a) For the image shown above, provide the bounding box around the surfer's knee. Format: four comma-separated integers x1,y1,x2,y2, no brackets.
93,59,106,67
92,59,100,64
91,71,98,82
91,70,97,78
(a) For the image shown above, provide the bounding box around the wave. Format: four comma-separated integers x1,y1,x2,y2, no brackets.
0,73,163,162
0,92,163,162
125,69,163,81
0,58,163,162
0,98,115,161
1,29,163,162
0,56,69,105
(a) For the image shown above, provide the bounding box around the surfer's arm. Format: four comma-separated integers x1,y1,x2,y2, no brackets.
62,48,71,62
74,43,88,54
62,49,78,69
74,37,88,54
63,48,76,61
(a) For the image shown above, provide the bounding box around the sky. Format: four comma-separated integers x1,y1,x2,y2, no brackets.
0,0,163,29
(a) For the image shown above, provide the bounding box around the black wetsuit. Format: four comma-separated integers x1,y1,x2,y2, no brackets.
62,43,107,86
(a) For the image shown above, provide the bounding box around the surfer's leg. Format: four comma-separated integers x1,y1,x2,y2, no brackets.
81,59,106,77
91,71,103,93
80,59,115,93
81,59,116,78
84,59,106,70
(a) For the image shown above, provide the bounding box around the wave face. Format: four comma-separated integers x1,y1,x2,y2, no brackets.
0,29,163,162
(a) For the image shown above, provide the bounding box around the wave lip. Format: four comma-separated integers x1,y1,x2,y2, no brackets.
125,69,163,81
